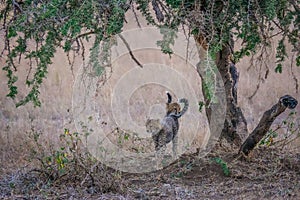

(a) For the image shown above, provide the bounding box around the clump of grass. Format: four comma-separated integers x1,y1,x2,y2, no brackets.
212,157,230,176
260,111,299,149
2,124,126,198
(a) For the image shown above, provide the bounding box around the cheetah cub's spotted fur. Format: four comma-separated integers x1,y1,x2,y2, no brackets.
146,91,189,167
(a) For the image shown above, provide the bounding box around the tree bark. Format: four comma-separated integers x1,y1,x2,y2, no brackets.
215,41,248,146
239,95,298,155
195,35,248,146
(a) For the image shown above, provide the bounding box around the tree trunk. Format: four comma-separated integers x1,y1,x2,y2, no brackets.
195,34,298,155
195,35,248,146
240,95,298,155
194,35,212,124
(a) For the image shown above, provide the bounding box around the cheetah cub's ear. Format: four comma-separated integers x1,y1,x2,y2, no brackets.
166,91,172,104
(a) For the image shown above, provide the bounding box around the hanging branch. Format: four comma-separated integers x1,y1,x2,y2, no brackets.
118,34,143,68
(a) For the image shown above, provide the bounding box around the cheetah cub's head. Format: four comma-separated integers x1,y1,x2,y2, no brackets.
166,102,181,115
145,119,161,134
166,91,181,115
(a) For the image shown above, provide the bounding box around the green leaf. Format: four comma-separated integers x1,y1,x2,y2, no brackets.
7,27,17,38
275,64,282,73
296,56,300,67
212,157,230,176
124,133,129,140
63,40,72,52
198,101,204,112
6,86,18,99
166,0,182,8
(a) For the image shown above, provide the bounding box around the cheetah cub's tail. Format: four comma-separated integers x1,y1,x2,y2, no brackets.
178,98,189,117
171,98,189,118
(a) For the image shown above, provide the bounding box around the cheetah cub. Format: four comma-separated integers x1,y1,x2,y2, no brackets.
146,91,188,167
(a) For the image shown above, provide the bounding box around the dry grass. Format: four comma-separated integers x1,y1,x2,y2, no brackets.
1,137,299,199
124,144,300,199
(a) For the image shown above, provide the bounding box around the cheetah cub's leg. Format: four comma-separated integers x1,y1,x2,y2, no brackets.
155,134,167,169
172,134,178,159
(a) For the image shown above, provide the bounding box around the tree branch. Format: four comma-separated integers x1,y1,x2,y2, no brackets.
118,34,143,68
239,95,298,156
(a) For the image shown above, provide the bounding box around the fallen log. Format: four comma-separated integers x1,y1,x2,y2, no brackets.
239,95,298,156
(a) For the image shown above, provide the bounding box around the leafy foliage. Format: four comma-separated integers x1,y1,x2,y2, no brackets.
157,27,177,55
1,0,128,106
260,111,300,148
1,0,299,106
26,125,123,194
136,0,299,63
135,0,299,110
259,129,278,146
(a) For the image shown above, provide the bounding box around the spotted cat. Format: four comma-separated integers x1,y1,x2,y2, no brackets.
146,91,188,167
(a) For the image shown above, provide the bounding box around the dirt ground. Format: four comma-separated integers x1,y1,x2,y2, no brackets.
1,142,299,200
